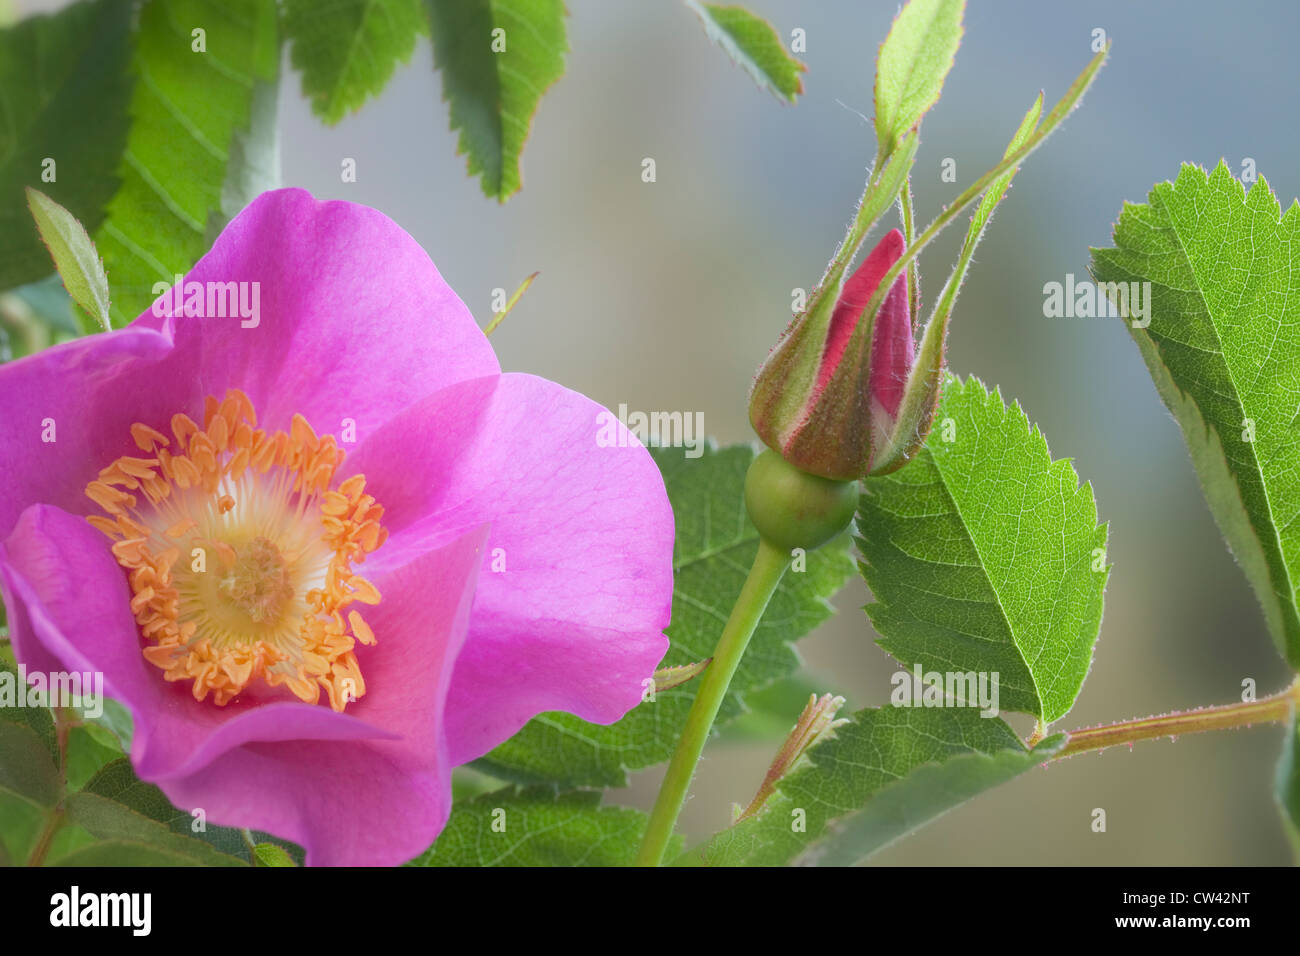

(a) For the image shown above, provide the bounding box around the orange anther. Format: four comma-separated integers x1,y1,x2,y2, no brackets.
131,423,169,452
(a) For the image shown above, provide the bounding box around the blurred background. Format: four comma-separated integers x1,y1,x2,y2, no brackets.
18,0,1300,864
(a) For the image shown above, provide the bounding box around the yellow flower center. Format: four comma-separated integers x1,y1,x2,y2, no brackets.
85,389,387,711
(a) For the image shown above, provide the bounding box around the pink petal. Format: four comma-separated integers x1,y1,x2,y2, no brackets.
341,372,674,764
139,188,501,438
0,188,500,542
0,326,174,536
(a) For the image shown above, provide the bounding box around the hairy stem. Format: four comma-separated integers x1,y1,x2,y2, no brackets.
635,538,790,866
1055,679,1300,759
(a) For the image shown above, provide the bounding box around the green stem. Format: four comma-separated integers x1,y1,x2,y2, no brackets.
1054,679,1300,759
635,537,791,866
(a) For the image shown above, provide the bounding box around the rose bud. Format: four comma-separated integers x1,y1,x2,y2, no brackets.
749,228,942,481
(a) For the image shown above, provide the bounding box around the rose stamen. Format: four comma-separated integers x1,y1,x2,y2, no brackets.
85,388,388,711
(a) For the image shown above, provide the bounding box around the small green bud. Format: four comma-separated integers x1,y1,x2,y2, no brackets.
743,449,858,552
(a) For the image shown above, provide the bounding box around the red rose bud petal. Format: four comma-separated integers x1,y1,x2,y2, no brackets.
821,228,906,393
748,228,916,480
864,253,914,420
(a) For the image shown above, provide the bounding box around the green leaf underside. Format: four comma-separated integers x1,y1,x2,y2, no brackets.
873,0,963,154
476,444,855,788
95,0,279,326
687,2,804,103
427,0,567,201
60,792,247,866
0,0,134,290
1092,162,1300,669
286,0,426,124
681,707,1062,866
409,786,678,866
25,189,111,332
80,758,303,864
859,375,1108,724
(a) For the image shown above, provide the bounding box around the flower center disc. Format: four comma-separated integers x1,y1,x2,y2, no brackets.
217,536,294,624
85,389,388,711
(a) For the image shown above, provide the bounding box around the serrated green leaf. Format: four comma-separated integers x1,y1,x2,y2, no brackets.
427,0,566,201
82,759,302,864
680,706,1060,866
859,375,1109,724
286,0,425,124
410,786,676,866
0,721,59,808
1277,707,1300,858
1092,163,1300,668
686,1,804,103
873,0,963,155
475,443,855,788
94,0,279,325
25,189,111,332
0,0,134,290
803,731,1064,865
62,792,248,866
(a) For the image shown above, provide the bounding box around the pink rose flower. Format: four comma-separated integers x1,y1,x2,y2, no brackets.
0,189,674,865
